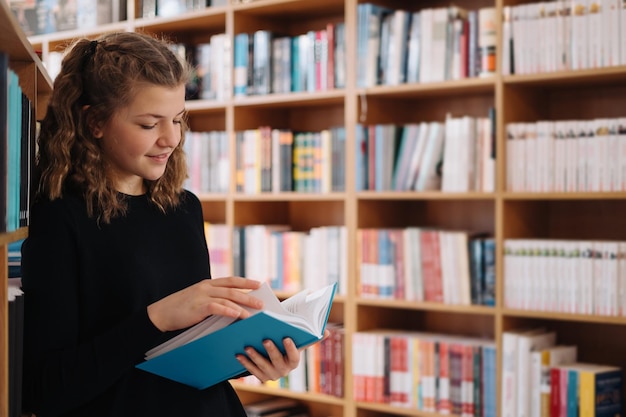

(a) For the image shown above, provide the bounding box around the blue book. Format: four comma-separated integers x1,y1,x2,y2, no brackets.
233,33,249,96
136,282,337,389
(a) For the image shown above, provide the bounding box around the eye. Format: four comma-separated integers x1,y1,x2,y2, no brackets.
174,119,182,125
141,124,156,130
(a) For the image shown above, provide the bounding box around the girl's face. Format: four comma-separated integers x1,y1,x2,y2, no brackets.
93,84,186,195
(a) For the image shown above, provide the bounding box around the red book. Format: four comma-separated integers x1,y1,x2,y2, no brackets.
550,367,561,417
420,230,443,302
326,22,335,90
437,340,452,413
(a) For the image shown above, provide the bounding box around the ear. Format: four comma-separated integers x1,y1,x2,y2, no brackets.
83,105,104,138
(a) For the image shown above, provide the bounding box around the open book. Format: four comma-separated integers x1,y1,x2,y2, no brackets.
136,281,337,389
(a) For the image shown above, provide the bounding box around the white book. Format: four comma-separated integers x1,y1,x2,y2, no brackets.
564,240,580,314
419,8,434,82
430,7,449,83
386,9,410,85
619,118,626,191
459,116,477,192
502,6,512,75
407,227,424,301
506,123,517,191
543,2,558,72
414,121,445,191
606,241,620,316
602,0,621,66
622,1,626,65
575,120,589,192
439,231,455,304
406,11,421,83
527,3,542,73
571,0,590,70
511,5,525,74
619,242,626,316
524,123,537,192
516,330,557,417
442,115,461,192
553,121,567,192
607,118,620,191
503,240,515,308
404,122,431,190
501,328,546,417
556,0,572,71
455,231,472,305
564,120,578,192
594,118,610,192
579,240,595,314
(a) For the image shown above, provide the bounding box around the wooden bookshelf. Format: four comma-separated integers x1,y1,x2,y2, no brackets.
12,0,626,416
0,2,52,416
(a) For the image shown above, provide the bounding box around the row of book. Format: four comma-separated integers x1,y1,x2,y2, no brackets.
231,225,348,295
501,328,623,417
233,24,346,96
238,322,344,398
188,35,231,101
235,127,346,194
504,239,626,316
184,131,229,194
356,3,497,88
506,118,626,193
358,228,496,306
502,0,626,75
10,0,127,36
355,111,495,192
1,52,35,233
140,0,227,19
8,239,24,417
352,330,497,417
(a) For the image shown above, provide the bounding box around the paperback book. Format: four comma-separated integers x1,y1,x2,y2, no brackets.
136,281,337,389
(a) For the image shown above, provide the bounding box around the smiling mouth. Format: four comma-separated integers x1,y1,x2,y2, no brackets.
148,153,170,162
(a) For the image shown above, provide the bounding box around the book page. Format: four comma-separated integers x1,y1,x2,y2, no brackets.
280,285,335,335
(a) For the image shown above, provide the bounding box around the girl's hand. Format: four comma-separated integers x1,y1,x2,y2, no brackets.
147,277,263,332
235,338,301,382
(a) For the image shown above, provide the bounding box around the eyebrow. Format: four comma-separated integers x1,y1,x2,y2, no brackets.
136,109,186,118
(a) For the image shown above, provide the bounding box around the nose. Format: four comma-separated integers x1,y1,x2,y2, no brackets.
158,123,181,148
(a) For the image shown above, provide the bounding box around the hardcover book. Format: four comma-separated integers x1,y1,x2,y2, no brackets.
136,281,337,389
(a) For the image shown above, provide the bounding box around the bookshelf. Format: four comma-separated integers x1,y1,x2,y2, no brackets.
12,0,626,417
0,2,52,416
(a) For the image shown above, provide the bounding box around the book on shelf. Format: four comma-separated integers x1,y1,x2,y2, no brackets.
136,281,337,389
530,345,578,417
501,328,549,417
552,362,623,417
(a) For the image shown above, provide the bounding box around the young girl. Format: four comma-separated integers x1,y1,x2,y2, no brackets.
21,31,300,417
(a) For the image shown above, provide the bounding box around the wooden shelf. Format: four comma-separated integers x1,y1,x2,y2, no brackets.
8,0,626,416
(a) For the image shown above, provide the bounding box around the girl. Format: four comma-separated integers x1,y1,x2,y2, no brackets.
21,31,300,417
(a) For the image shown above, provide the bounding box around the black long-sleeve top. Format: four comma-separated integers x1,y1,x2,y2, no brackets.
21,190,247,417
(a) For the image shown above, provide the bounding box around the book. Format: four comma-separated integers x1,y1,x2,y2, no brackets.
136,281,337,389
576,363,623,417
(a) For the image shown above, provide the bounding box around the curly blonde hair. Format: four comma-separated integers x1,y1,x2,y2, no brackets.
36,31,192,223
